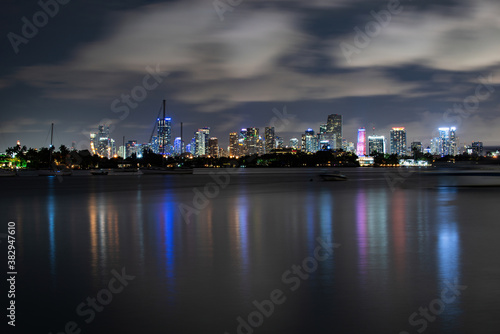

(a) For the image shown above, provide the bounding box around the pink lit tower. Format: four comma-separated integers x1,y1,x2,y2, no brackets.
356,127,366,156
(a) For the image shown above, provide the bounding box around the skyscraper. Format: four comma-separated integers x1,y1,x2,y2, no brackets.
246,127,259,155
157,117,172,156
302,128,318,153
229,132,239,157
367,135,385,155
390,127,407,156
471,141,483,156
356,128,366,156
208,137,219,158
264,127,275,154
289,138,299,149
436,127,457,156
195,127,210,157
326,114,342,149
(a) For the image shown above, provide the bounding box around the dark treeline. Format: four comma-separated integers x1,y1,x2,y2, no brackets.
2,144,498,169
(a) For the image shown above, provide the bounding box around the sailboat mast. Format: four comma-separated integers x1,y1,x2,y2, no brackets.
162,100,166,156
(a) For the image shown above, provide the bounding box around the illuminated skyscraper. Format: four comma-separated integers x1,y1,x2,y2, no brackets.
173,137,182,156
195,127,210,157
301,128,318,153
390,127,407,156
157,117,172,156
326,114,342,149
356,128,366,156
246,127,259,155
229,132,239,157
265,127,275,154
367,135,385,155
208,137,219,157
436,127,457,156
471,141,483,156
289,138,299,149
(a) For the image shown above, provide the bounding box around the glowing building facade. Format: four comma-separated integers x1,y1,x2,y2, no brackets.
356,128,366,156
390,127,407,156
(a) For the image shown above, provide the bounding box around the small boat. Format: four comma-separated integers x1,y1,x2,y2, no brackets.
38,168,72,176
91,169,108,175
319,172,347,181
141,167,193,175
113,167,138,173
0,170,17,177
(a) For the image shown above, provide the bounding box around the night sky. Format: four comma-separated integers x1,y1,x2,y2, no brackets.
1,0,499,151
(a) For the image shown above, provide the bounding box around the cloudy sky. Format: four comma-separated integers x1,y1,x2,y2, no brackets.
1,0,499,151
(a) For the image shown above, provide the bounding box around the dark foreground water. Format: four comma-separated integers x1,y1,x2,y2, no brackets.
1,168,500,334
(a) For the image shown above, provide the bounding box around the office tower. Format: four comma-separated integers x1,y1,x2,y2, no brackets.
195,128,210,157
345,142,355,153
289,138,299,149
229,132,239,157
173,137,182,156
326,114,342,149
118,146,126,159
436,127,457,156
157,117,172,156
275,136,284,149
246,127,259,155
368,135,385,155
125,140,138,158
301,128,318,153
471,141,483,156
264,127,275,154
239,129,248,156
90,133,97,155
92,125,114,159
390,127,407,156
319,124,327,134
208,137,219,158
356,128,366,156
410,141,422,153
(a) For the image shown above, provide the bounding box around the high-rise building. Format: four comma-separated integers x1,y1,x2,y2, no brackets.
302,128,318,153
326,114,342,149
195,128,210,157
436,127,457,156
275,136,284,150
410,141,422,153
208,137,219,158
239,129,248,156
471,141,483,156
246,127,259,155
173,137,182,156
126,140,138,158
264,127,275,154
356,128,366,156
229,132,239,157
390,127,407,156
367,135,385,155
92,125,115,158
157,117,172,156
289,138,299,149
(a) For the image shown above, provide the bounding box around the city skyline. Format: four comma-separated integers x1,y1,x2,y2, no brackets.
1,0,500,151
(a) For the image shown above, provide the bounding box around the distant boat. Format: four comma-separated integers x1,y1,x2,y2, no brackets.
113,167,138,173
0,170,17,177
319,172,347,181
38,169,72,177
141,167,193,175
91,169,108,175
38,123,72,177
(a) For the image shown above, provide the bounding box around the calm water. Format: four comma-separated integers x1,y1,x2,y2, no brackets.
2,168,500,333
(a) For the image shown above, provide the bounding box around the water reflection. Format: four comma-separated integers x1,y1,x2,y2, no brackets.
436,187,463,329
47,177,56,280
87,189,120,281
